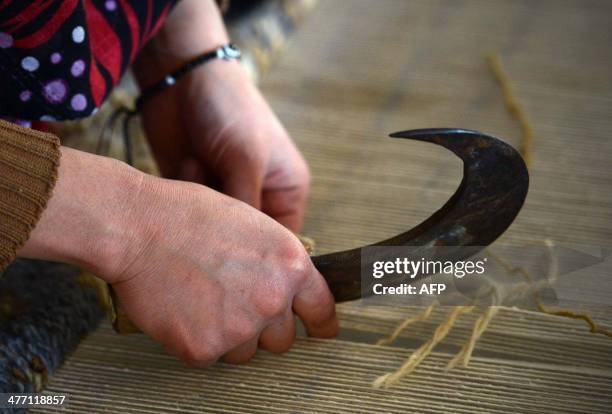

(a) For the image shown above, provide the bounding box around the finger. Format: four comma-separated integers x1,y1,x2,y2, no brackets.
222,166,263,209
162,343,219,369
262,184,307,233
259,309,296,354
222,336,259,364
292,269,339,338
177,158,223,189
261,148,310,232
178,157,206,184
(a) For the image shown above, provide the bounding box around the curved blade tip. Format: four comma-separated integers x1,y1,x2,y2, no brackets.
389,128,481,140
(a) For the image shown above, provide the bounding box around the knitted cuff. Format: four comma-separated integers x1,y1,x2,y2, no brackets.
0,120,61,272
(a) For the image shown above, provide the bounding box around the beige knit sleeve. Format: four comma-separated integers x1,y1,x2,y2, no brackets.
0,119,61,271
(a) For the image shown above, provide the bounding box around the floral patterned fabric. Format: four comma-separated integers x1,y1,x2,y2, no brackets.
0,0,178,124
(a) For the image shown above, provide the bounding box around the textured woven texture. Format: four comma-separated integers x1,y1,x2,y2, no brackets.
26,0,612,412
31,322,612,413
0,260,103,412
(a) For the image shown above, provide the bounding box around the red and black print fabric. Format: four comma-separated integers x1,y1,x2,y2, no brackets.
0,0,178,124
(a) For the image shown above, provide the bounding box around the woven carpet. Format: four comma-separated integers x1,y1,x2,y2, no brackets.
33,0,612,412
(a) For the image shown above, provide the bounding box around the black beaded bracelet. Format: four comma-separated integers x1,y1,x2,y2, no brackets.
135,43,241,111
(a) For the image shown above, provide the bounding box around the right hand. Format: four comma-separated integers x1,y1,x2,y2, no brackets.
110,175,338,366
19,147,338,366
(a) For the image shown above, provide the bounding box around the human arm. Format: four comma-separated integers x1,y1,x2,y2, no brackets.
132,0,311,232
16,145,338,365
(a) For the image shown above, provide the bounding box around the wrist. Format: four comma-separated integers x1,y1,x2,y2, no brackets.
133,0,229,89
17,147,145,283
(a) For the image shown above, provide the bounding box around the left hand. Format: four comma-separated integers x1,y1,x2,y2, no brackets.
138,60,311,232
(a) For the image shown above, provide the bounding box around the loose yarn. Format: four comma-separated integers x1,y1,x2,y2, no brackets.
373,306,475,388
487,52,535,167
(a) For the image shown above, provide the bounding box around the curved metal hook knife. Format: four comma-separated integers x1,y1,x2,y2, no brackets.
312,128,529,302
